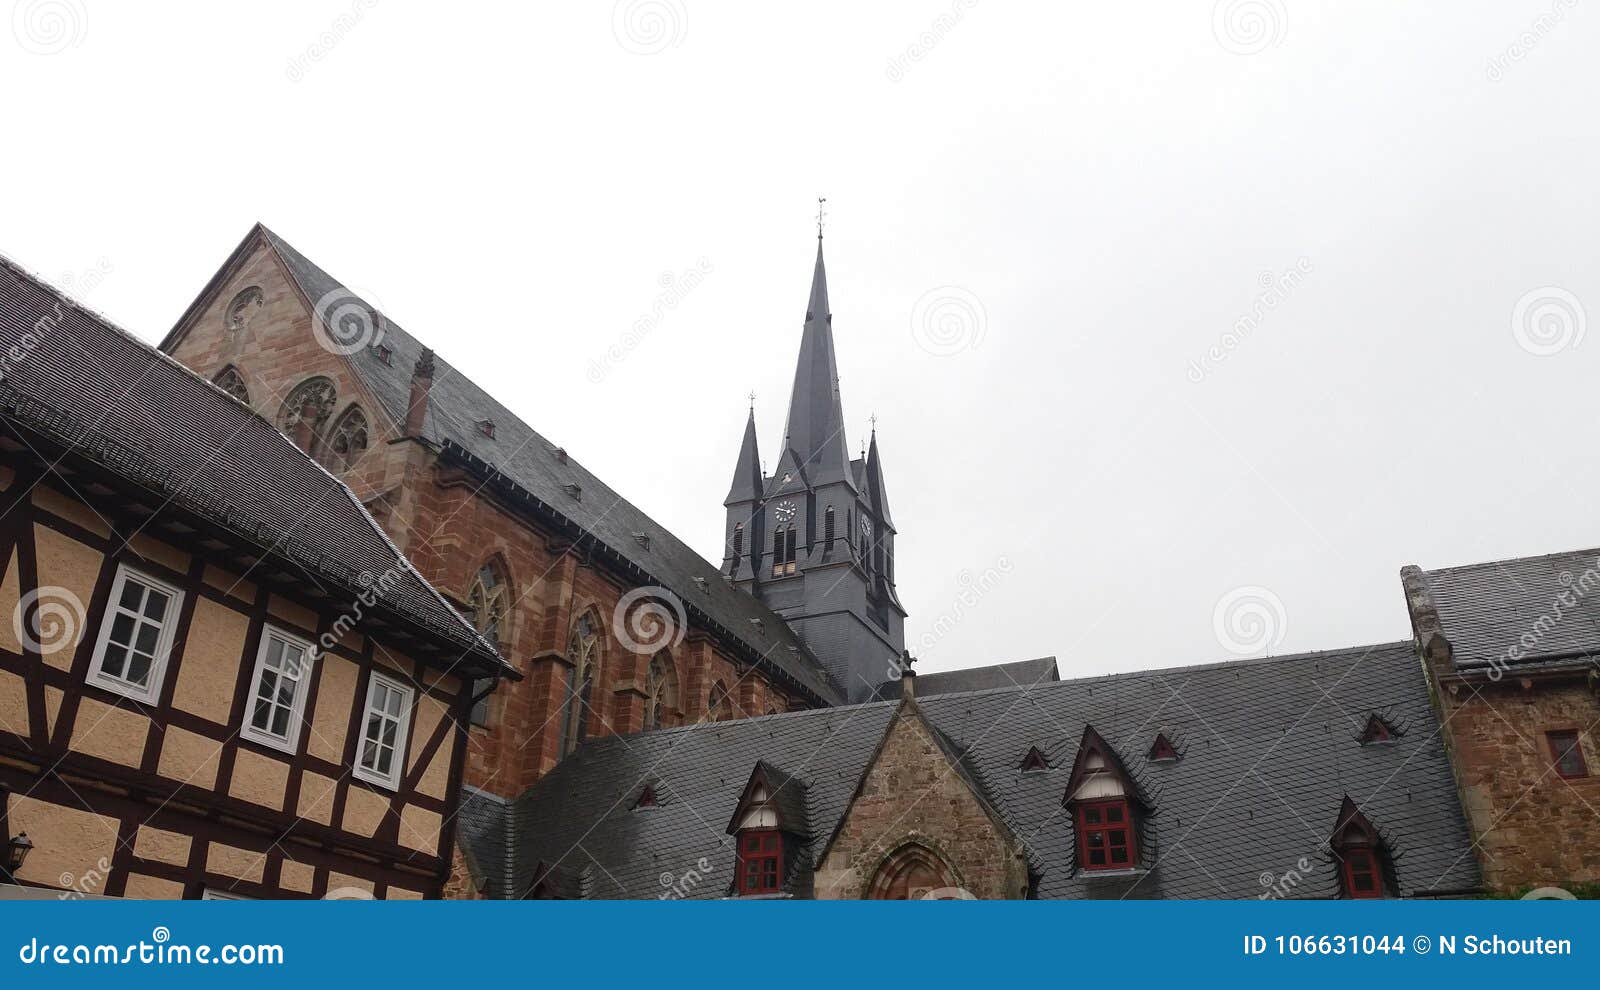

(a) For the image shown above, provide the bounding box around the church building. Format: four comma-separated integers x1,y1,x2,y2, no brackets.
0,217,1595,900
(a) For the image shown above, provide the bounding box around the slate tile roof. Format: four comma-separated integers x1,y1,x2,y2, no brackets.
0,254,507,677
248,227,844,706
460,641,1478,899
1410,550,1600,670
875,655,1058,700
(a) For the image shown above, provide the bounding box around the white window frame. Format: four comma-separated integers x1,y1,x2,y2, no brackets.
239,625,317,755
86,564,184,704
353,671,415,791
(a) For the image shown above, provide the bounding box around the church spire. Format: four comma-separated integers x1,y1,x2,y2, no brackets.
724,405,763,506
780,237,853,488
865,423,894,529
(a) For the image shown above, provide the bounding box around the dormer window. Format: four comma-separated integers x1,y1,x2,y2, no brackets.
1148,733,1179,762
1077,799,1134,870
1020,746,1049,773
737,829,783,895
1064,726,1147,873
633,785,659,810
1330,796,1392,899
726,763,807,897
1358,714,1398,746
477,418,496,438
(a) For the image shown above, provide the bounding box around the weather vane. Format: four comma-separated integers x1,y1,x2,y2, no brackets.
748,389,756,411
816,196,827,238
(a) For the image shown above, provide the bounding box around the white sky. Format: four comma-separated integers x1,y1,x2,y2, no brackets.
4,1,1597,680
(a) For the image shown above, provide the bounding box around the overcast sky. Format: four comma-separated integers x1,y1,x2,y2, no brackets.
4,1,1598,680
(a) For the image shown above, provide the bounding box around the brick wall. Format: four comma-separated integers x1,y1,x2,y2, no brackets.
813,698,1029,899
166,233,812,895
1432,672,1600,892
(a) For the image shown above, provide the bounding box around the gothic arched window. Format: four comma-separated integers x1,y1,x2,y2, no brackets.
327,405,370,472
278,376,338,450
708,680,730,722
644,652,678,731
730,523,744,574
213,365,250,405
466,559,510,727
823,506,835,546
560,612,601,755
783,526,797,575
868,845,956,900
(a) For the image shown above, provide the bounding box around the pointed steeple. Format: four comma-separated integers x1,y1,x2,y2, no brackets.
781,238,853,488
724,406,764,505
864,424,894,529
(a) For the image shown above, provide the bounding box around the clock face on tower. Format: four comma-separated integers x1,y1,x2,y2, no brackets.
860,516,873,542
774,500,797,523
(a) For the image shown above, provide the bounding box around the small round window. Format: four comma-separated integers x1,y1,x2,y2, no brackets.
225,285,265,331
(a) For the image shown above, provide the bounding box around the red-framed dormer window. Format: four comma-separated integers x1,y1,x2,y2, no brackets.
1340,847,1382,899
736,829,783,895
1075,799,1135,870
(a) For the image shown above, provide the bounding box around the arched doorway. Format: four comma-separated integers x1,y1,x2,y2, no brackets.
867,844,958,900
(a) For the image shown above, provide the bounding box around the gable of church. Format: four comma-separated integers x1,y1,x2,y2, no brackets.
812,695,1029,899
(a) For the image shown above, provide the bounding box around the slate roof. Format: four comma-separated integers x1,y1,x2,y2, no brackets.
1407,551,1600,670
460,641,1479,899
213,227,843,706
876,656,1059,700
0,254,507,677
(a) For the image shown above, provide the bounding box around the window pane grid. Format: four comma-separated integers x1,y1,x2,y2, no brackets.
357,675,413,788
90,567,181,702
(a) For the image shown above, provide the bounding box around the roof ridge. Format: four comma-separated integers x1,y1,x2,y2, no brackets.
1421,546,1600,577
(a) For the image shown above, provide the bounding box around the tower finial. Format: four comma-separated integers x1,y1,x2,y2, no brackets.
816,196,827,239
748,389,756,412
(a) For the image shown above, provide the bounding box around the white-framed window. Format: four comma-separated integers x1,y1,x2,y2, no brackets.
86,564,183,704
240,625,316,754
354,671,414,790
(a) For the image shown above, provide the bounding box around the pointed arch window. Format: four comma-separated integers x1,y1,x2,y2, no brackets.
823,506,835,546
327,405,370,472
729,523,745,575
868,845,957,900
644,653,678,731
466,560,510,726
213,365,251,405
708,680,730,722
770,525,798,577
560,612,601,755
279,377,338,444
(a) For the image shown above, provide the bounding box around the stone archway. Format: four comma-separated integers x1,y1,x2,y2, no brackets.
866,843,961,900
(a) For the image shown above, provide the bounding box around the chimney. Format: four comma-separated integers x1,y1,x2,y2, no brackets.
899,649,917,701
290,398,319,451
405,348,435,437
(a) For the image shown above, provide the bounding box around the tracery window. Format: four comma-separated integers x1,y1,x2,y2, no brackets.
644,653,678,730
212,365,250,404
466,560,509,727
560,612,601,754
327,405,369,471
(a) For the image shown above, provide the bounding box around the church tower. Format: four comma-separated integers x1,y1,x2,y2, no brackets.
722,232,906,701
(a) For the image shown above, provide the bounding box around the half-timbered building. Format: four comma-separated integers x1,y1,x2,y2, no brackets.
0,255,514,899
